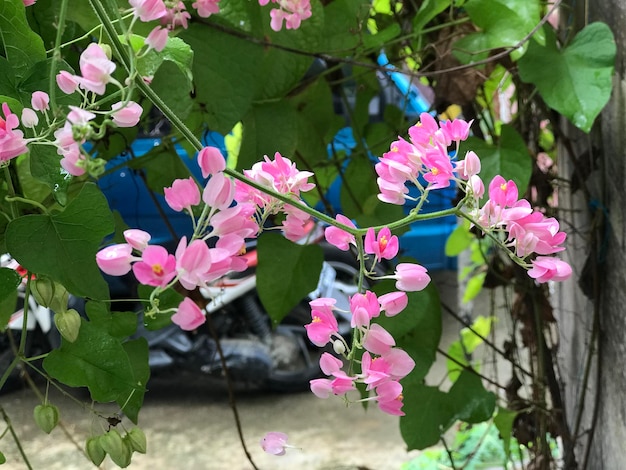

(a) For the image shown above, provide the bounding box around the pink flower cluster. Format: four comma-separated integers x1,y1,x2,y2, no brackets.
259,0,312,31
475,175,571,282
96,147,262,329
376,113,571,284
376,112,472,204
234,152,316,241
305,288,419,416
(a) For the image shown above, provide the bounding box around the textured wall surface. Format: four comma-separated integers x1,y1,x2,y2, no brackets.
557,2,626,468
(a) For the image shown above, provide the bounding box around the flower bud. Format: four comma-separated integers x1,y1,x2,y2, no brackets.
31,91,50,112
54,309,81,343
21,108,38,128
100,43,113,60
125,427,147,454
33,404,59,434
332,339,346,355
85,436,106,466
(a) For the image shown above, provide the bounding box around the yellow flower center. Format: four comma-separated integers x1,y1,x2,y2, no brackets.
152,264,164,276
500,183,508,191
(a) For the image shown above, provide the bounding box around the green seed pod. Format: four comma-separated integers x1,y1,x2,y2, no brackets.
54,309,81,343
33,404,59,434
110,436,133,468
85,436,106,467
124,427,147,454
99,429,124,460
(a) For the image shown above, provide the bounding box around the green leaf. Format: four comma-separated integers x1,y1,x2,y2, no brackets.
178,23,263,134
462,271,486,303
320,0,369,51
43,319,148,423
5,184,114,300
494,407,518,460
257,233,323,325
86,301,138,338
453,0,543,63
135,36,194,87
446,315,493,381
0,0,46,79
445,220,474,256
0,267,21,329
150,60,193,120
518,23,616,133
237,102,298,171
29,144,70,205
413,0,451,33
465,125,532,195
447,369,496,425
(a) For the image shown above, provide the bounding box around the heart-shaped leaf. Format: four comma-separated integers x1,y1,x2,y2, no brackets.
6,183,114,300
518,22,616,133
257,232,323,325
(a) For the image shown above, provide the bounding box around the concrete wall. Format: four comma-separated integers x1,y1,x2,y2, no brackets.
557,2,626,468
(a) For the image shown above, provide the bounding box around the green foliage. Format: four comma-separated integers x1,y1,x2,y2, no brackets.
5,184,114,300
257,232,323,325
446,315,494,381
518,22,616,133
400,370,496,450
43,320,149,423
453,0,543,63
0,0,46,79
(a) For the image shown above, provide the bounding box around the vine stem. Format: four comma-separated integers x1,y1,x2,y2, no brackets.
0,406,33,470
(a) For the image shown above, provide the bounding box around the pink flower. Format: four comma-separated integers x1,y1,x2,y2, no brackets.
508,212,567,258
349,291,380,328
468,175,485,199
324,214,356,251
171,297,206,330
527,256,572,283
363,323,395,355
209,203,259,239
129,0,167,22
56,71,79,94
175,237,212,290
282,205,311,242
378,291,408,317
161,1,190,29
197,146,226,178
31,91,50,112
268,0,312,31
59,144,86,176
123,229,151,252
375,381,405,416
310,376,355,398
305,305,338,347
439,118,473,146
76,43,116,95
364,227,399,261
408,112,439,147
421,144,455,189
260,432,289,456
132,245,177,287
319,352,343,376
193,0,220,17
0,103,28,162
202,172,234,210
164,177,201,212
23,0,36,6
488,175,518,207
96,244,134,276
111,101,143,127
393,263,430,292
145,27,169,52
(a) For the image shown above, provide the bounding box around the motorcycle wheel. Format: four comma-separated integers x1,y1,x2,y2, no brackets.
265,245,371,392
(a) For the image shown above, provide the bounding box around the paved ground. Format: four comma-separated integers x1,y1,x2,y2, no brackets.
0,271,500,470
